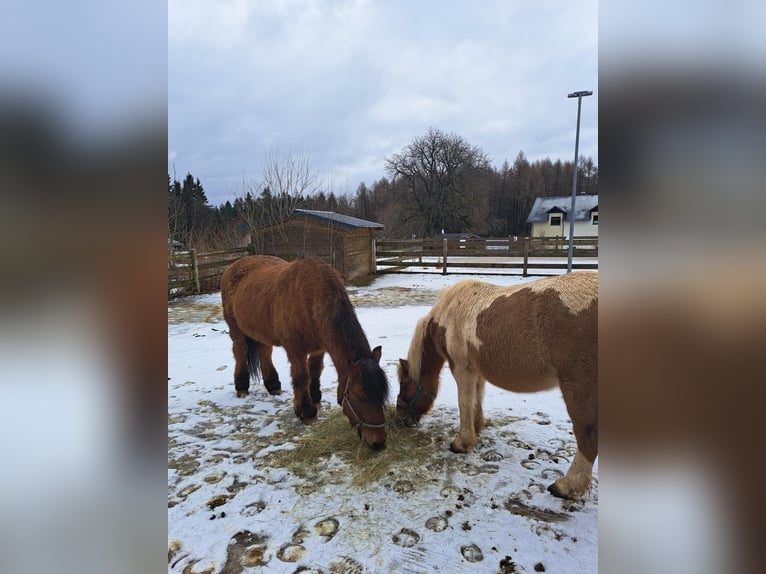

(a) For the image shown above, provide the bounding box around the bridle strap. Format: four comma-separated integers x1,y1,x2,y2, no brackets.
397,380,436,417
342,377,385,430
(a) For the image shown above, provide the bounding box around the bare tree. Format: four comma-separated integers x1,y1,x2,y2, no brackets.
235,150,323,257
385,127,490,237
262,149,322,257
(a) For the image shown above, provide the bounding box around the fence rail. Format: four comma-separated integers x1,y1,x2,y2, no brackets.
168,236,599,299
374,236,598,276
168,246,250,298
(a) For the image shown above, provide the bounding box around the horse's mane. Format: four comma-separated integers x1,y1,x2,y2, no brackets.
358,356,390,406
310,258,390,405
406,315,431,383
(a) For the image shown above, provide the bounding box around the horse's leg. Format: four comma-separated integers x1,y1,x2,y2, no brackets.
226,321,251,398
549,377,598,500
307,352,324,405
474,377,486,434
258,344,282,395
449,367,479,453
286,349,317,423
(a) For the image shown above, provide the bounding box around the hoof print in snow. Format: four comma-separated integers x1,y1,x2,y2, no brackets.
520,458,540,470
481,449,504,461
440,485,461,498
425,516,448,532
206,494,230,510
328,556,364,574
460,544,483,562
392,479,414,494
241,500,266,517
276,543,305,562
177,483,201,498
392,527,420,547
540,468,564,481
223,531,269,569
532,411,550,425
203,471,226,484
458,463,481,476
296,483,318,495
294,566,325,574
314,517,340,541
547,437,567,450
291,527,311,544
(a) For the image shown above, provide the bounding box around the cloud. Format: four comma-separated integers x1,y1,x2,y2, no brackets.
169,0,598,205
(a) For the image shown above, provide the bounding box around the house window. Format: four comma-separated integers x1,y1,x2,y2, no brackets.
550,216,561,226
592,214,598,225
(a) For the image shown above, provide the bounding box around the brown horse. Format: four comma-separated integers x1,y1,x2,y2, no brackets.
397,272,598,499
221,255,389,449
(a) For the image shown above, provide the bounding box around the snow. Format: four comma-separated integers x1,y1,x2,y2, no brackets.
168,272,598,573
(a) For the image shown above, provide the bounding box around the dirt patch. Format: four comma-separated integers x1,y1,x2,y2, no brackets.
503,497,570,522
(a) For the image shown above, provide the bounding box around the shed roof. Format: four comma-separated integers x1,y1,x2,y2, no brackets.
293,209,384,231
526,195,599,223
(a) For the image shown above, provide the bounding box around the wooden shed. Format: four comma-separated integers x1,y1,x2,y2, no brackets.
252,209,384,282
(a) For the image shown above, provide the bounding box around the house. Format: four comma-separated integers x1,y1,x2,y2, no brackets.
252,209,384,282
526,195,598,238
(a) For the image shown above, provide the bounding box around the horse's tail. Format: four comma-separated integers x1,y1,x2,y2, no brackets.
245,336,262,382
407,315,431,382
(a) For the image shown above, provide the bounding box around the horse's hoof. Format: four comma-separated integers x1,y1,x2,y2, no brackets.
449,441,467,454
236,390,248,398
266,387,282,396
547,482,574,500
301,417,318,425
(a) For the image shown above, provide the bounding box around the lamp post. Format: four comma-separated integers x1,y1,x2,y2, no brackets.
566,90,593,273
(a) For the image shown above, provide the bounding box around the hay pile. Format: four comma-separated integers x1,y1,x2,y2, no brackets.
268,406,450,487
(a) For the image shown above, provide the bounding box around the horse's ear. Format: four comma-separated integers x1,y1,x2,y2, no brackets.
372,346,382,363
398,358,409,372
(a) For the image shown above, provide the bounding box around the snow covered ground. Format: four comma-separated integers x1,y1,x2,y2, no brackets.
168,271,598,574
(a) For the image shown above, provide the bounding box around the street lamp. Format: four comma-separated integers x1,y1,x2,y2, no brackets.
566,90,593,273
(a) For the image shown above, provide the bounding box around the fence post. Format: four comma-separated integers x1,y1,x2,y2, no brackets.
371,238,377,274
190,248,200,294
522,237,530,277
442,239,448,275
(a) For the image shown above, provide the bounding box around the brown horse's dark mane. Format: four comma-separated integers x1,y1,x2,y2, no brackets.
312,258,390,407
331,295,390,406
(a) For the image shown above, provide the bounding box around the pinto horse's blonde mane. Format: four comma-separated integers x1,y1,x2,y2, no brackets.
406,315,431,383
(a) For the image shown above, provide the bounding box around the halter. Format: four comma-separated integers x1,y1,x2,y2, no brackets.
396,380,437,418
342,376,386,431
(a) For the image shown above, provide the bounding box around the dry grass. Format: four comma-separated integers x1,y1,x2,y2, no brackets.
269,406,451,486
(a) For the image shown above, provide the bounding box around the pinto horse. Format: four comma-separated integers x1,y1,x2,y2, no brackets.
221,255,389,449
397,272,598,499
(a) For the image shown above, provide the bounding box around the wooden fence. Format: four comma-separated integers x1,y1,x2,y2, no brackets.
374,236,598,276
168,246,250,299
168,236,598,299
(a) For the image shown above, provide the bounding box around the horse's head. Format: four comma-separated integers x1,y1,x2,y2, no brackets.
396,358,436,427
341,346,388,450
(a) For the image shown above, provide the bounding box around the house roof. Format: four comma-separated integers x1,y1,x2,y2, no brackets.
293,209,384,231
526,195,599,223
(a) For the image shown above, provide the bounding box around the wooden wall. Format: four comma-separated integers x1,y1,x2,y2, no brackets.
254,215,376,282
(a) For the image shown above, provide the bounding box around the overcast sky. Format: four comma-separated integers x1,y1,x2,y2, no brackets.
169,0,597,207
